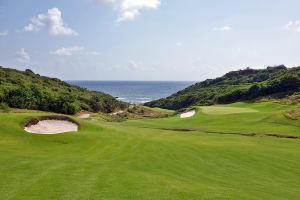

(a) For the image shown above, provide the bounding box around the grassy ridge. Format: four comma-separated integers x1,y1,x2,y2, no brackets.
0,66,127,114
0,102,299,199
145,65,300,110
126,101,300,136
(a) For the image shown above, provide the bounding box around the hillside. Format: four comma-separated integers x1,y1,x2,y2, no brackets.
0,66,127,114
145,65,300,110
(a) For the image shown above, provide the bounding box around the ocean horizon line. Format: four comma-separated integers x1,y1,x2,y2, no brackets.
66,80,197,82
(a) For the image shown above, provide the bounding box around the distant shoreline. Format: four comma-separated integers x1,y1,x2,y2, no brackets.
68,80,196,104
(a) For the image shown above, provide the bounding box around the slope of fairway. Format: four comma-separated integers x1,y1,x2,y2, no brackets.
0,102,299,199
124,102,300,136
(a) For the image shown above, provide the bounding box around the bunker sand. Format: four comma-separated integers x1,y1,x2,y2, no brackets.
180,110,196,118
25,120,78,134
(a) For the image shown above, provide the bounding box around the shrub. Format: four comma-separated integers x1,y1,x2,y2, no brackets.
0,66,128,114
0,103,10,112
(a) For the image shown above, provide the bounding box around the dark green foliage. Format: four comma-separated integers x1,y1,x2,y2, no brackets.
0,66,127,114
145,65,300,110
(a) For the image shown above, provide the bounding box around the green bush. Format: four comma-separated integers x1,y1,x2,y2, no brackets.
0,103,9,112
0,66,128,114
146,65,300,110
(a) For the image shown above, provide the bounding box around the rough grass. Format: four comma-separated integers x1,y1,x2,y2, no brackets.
90,106,175,122
146,107,176,115
0,102,299,199
283,108,300,120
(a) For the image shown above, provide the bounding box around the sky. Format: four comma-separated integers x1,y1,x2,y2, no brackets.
0,0,300,81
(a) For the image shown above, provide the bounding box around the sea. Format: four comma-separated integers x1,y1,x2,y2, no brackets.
68,81,195,104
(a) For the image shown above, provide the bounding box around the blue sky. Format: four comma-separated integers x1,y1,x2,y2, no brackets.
0,0,300,80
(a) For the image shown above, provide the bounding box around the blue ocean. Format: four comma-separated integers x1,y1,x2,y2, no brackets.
68,81,195,104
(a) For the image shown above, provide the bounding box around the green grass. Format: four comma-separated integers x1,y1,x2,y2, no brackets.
201,105,258,115
125,102,300,136
0,102,299,199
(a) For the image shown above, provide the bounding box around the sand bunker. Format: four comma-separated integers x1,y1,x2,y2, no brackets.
25,117,78,134
78,113,90,119
180,110,196,118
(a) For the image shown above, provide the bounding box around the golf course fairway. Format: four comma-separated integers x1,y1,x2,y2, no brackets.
0,102,299,199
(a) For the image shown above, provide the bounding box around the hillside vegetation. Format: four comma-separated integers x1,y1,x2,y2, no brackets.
0,66,127,114
145,65,300,110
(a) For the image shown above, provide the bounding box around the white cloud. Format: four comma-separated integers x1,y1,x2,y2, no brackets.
16,48,30,64
175,42,182,47
23,8,78,36
126,59,152,71
112,59,149,72
213,26,232,31
127,59,139,69
284,20,300,32
99,0,161,22
50,46,102,56
50,46,84,56
0,30,8,37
